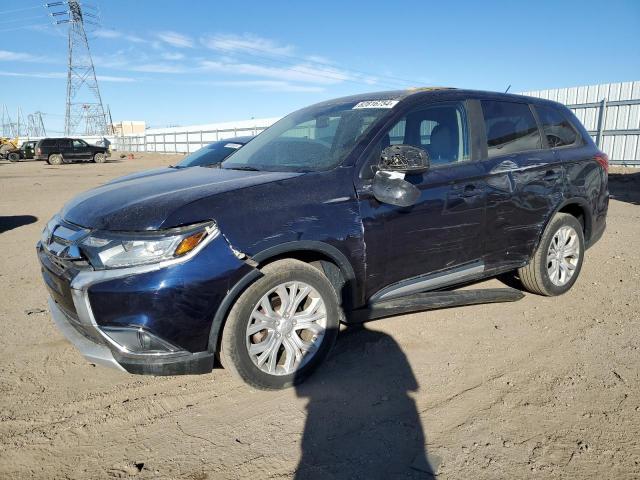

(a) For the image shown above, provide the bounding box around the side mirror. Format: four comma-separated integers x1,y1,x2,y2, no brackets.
372,170,421,207
379,144,430,174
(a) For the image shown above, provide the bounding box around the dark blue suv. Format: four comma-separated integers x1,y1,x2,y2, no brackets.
38,88,608,389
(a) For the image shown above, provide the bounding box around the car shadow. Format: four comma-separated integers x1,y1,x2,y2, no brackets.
0,215,38,234
294,325,436,479
608,171,640,206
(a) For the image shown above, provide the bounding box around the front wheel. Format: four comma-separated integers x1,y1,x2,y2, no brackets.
221,259,340,389
93,152,106,163
7,152,20,162
518,213,585,296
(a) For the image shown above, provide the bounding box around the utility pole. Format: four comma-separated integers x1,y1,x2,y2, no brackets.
47,0,107,136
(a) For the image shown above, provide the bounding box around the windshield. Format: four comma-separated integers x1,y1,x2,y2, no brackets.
222,101,391,172
177,141,245,168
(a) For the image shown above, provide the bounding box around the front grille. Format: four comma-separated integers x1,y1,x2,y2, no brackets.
42,219,91,263
40,257,78,317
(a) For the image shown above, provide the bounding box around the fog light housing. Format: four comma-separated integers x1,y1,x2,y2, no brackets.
101,326,183,354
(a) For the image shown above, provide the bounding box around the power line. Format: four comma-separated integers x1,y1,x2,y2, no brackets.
0,4,43,16
0,23,55,34
0,14,51,25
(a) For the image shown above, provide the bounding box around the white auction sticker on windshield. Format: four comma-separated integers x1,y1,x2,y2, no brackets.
224,143,243,149
352,100,399,109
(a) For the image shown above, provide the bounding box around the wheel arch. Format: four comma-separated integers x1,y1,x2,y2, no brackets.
207,240,357,354
534,197,592,253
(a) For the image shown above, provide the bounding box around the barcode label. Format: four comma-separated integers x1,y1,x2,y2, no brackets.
353,100,399,109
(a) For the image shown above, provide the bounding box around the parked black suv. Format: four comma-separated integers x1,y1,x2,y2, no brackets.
38,88,608,389
34,137,110,165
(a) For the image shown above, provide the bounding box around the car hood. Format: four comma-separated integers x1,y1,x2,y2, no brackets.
61,167,302,231
106,166,177,185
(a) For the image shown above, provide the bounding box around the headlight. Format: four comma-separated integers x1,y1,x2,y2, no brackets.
81,222,218,269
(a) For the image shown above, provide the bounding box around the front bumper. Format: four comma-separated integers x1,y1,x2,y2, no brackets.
48,297,216,374
48,296,216,374
39,221,255,375
48,297,126,371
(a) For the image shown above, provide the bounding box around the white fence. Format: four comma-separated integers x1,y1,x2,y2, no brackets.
112,117,279,154
112,82,640,165
523,81,640,166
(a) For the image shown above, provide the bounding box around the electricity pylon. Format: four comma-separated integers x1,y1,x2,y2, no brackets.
28,112,47,137
48,0,107,135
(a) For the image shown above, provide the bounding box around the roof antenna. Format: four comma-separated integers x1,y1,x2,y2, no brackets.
504,84,511,93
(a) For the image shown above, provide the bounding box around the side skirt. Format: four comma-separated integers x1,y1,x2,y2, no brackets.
346,287,524,324
369,261,485,303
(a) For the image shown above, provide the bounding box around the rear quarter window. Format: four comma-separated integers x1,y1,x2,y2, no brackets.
535,104,580,148
40,139,56,147
481,100,542,158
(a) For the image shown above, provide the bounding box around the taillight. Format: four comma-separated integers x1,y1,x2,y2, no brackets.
594,152,609,173
37,147,41,154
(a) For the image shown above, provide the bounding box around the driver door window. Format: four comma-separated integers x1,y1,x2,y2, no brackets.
373,102,470,173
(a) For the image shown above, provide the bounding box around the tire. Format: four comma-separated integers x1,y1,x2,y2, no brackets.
518,213,585,296
48,154,63,166
93,152,106,163
221,259,340,390
7,152,19,162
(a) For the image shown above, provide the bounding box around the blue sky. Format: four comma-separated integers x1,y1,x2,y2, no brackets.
1,0,639,133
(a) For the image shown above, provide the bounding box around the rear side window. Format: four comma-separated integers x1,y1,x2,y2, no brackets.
59,139,72,149
535,105,579,148
481,100,541,157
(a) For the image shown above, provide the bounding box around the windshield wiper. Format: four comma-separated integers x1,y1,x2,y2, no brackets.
223,165,261,171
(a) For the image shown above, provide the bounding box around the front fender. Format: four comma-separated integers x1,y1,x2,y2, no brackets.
207,240,359,354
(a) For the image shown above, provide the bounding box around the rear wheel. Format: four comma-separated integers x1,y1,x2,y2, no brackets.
48,154,63,165
518,213,584,296
7,152,19,162
221,259,340,389
93,152,106,163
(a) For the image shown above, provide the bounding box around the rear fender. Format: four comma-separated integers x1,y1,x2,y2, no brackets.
531,197,592,254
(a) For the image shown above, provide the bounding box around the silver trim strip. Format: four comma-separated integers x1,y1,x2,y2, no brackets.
48,298,126,372
370,261,485,303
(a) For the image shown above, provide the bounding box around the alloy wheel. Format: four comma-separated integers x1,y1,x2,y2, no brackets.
245,281,327,376
546,225,580,286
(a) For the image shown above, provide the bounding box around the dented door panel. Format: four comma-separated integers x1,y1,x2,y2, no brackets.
483,149,564,267
558,144,608,243
359,161,487,299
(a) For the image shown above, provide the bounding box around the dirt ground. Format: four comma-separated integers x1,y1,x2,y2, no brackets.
0,155,638,479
